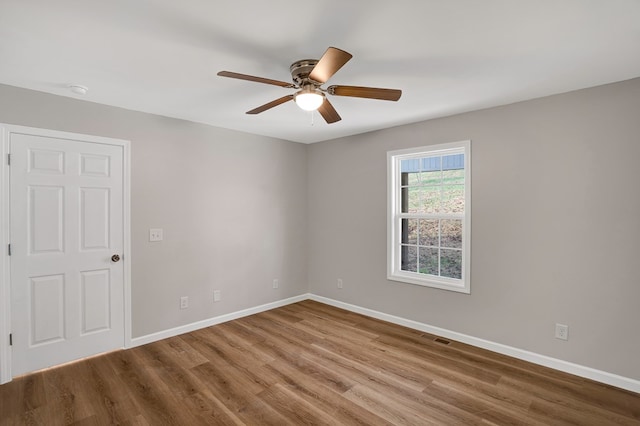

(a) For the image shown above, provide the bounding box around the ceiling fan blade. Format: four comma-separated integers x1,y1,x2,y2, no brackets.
317,98,342,124
217,71,294,88
309,47,353,84
246,95,294,115
328,85,402,101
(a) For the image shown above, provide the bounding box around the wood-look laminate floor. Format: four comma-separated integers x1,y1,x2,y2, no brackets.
1,300,639,425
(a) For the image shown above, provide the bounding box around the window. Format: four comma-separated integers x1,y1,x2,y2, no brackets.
387,141,471,293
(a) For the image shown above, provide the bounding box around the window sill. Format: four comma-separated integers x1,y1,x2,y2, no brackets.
387,271,470,294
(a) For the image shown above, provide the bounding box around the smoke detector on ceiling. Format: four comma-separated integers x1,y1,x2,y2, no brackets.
68,84,88,95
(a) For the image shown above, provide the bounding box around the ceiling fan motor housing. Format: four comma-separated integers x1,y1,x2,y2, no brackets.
290,59,321,87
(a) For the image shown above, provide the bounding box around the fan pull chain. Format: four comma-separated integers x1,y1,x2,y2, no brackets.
310,111,315,126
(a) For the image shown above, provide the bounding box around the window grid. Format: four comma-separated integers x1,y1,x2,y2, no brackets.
399,219,464,277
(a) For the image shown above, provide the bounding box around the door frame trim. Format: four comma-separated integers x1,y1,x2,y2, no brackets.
0,124,132,384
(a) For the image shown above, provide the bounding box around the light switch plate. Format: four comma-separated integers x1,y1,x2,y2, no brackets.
149,228,163,242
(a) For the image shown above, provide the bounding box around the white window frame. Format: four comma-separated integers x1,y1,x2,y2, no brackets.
387,140,471,293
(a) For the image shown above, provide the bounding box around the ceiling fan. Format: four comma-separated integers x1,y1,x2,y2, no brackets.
217,47,402,124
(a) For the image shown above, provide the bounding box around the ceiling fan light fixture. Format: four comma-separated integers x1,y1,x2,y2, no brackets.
294,89,324,111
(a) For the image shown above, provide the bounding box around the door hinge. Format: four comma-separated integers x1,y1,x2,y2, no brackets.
7,244,11,256
7,154,10,165
9,334,12,346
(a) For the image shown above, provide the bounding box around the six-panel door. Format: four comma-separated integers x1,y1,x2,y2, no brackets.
10,132,124,376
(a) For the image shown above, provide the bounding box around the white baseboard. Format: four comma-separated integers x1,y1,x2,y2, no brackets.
308,294,640,394
129,294,310,348
126,292,639,394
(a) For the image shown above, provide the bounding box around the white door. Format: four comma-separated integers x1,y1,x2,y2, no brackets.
10,131,125,377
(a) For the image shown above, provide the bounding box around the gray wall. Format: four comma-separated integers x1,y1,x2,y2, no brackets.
2,78,639,381
308,78,640,380
0,84,308,337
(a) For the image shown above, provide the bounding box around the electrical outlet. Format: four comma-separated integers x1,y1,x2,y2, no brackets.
149,228,163,242
337,278,343,289
180,296,188,309
273,279,279,289
555,323,569,340
213,290,221,302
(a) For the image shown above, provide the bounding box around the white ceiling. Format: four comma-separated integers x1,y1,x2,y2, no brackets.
1,1,639,144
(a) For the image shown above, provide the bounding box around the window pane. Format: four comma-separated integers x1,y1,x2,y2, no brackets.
418,219,438,247
401,219,417,244
442,154,464,170
442,169,464,185
441,184,464,213
401,171,419,186
405,187,421,213
440,249,462,279
401,245,417,272
440,219,462,248
401,158,420,174
418,247,438,275
419,187,440,213
407,172,420,185
419,170,441,186
421,156,440,173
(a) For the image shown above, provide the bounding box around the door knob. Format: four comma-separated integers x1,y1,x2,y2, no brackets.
111,254,121,262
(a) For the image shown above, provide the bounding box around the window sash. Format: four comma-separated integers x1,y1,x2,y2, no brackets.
394,217,465,280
